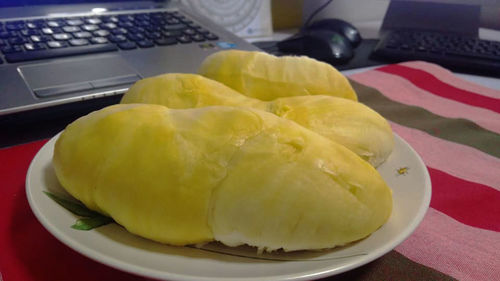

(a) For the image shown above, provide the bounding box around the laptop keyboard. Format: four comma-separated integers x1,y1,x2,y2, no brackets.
373,30,500,73
0,10,219,64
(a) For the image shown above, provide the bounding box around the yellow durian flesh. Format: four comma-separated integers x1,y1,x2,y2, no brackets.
211,123,393,252
120,73,258,109
53,104,392,251
264,96,394,167
121,73,393,167
54,104,265,245
198,50,358,101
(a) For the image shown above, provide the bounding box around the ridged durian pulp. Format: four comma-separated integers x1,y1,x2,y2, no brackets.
53,104,393,251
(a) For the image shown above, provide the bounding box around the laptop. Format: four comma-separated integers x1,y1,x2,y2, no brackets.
0,0,259,117
372,0,500,76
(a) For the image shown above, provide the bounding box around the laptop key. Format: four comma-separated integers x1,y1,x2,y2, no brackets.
74,31,92,38
51,27,63,33
53,33,72,40
191,34,205,42
127,27,145,34
155,37,177,46
69,39,89,46
94,29,110,37
135,20,150,27
164,24,186,31
101,16,119,23
166,18,181,25
21,29,40,36
134,14,150,21
90,37,108,44
63,26,80,33
100,22,117,30
183,28,197,35
85,18,102,25
163,30,182,37
180,18,194,25
0,31,17,39
118,21,134,28
9,37,29,45
82,24,99,31
177,35,191,44
111,28,128,35
26,21,45,29
4,43,117,62
47,21,62,28
108,34,127,43
42,28,55,35
31,35,52,42
5,21,26,31
66,19,84,26
137,40,154,48
118,14,135,22
145,31,162,39
127,33,145,41
205,33,219,40
24,42,47,51
117,41,137,50
47,41,68,48
1,45,23,54
146,25,162,32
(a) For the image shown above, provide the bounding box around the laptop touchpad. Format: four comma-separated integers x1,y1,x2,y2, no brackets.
19,56,141,98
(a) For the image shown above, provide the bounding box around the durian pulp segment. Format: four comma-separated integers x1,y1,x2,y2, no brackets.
210,122,392,252
198,50,358,101
121,73,393,167
53,105,392,251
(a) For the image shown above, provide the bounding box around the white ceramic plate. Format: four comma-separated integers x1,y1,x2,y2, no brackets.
26,133,431,281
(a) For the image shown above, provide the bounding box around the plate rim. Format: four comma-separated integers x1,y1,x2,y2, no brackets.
26,133,431,281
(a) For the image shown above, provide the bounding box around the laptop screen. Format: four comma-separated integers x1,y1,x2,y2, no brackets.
384,0,500,32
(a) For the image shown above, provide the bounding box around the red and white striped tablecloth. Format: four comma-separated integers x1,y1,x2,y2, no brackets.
349,61,500,281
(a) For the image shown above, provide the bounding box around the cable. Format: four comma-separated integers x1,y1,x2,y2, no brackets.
302,0,334,31
267,0,334,55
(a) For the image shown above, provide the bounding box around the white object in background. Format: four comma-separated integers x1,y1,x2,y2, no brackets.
181,0,273,38
479,27,500,42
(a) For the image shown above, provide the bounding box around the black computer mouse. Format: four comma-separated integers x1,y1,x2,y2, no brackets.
277,29,354,63
307,18,362,47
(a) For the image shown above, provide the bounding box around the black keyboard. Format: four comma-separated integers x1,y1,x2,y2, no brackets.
373,30,500,75
0,11,219,64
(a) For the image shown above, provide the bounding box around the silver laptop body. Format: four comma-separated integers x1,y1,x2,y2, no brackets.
0,0,258,116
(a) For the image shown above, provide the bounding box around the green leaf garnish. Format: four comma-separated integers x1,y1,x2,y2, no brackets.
44,191,113,230
43,191,99,217
72,216,114,231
